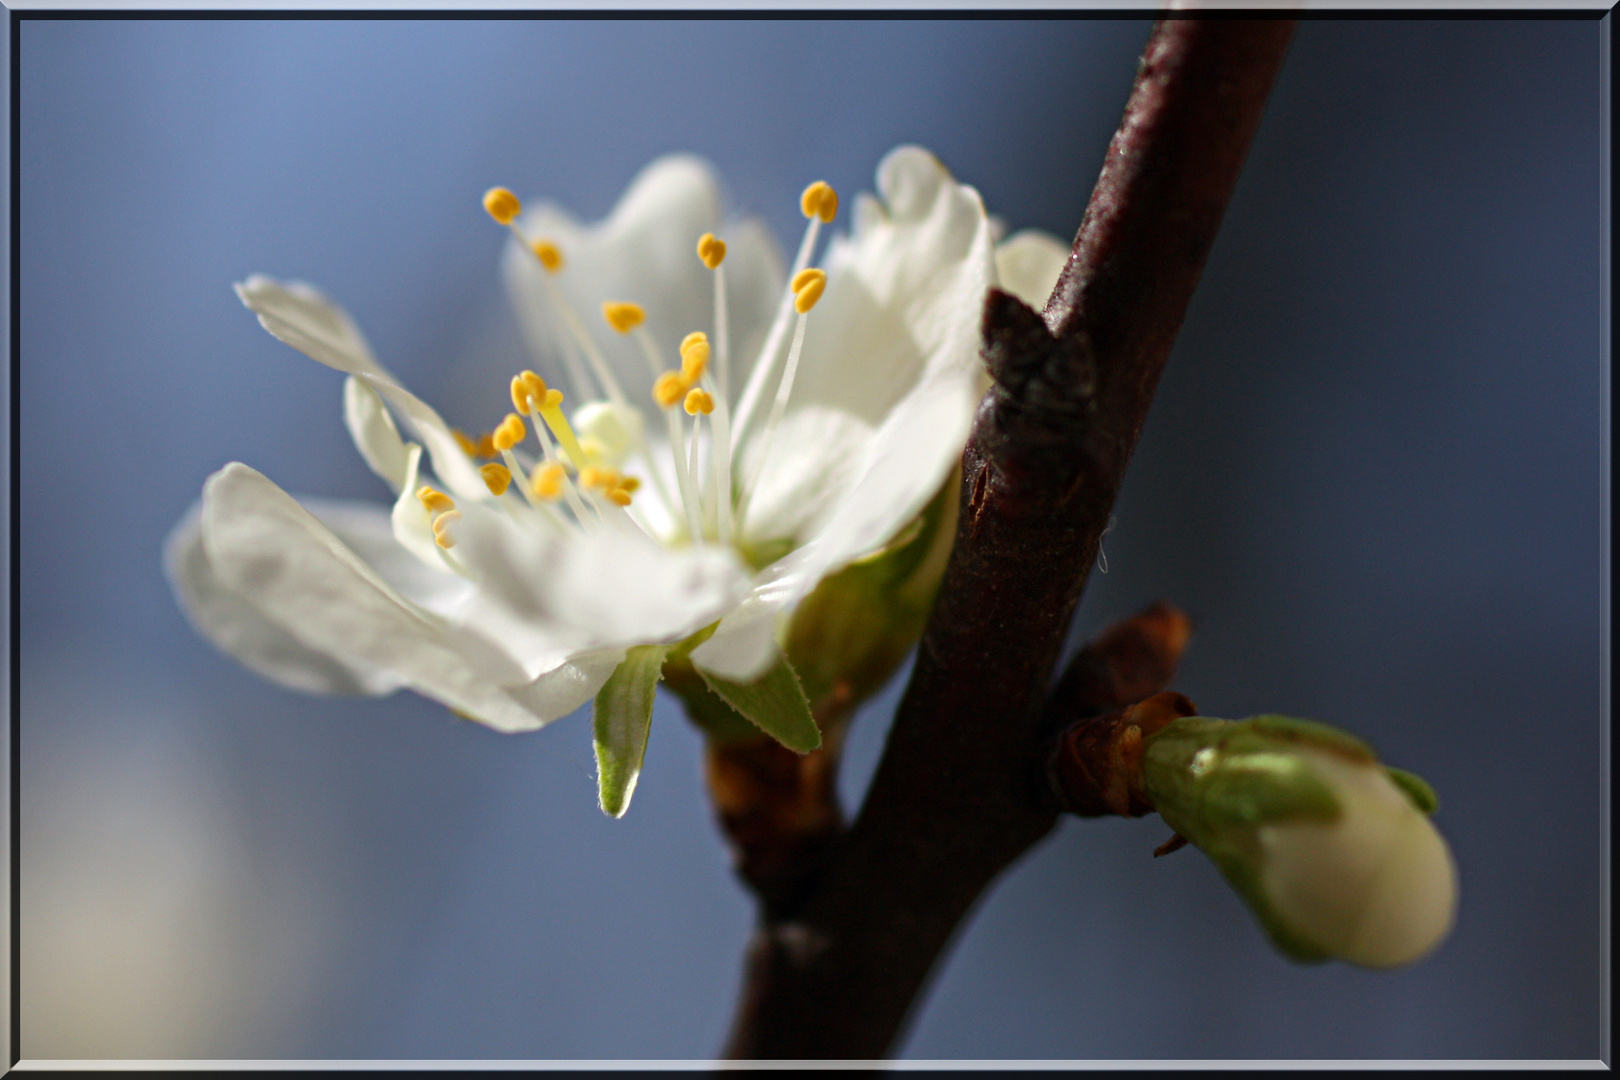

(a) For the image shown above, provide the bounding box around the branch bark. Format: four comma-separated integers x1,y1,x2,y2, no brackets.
722,18,1296,1059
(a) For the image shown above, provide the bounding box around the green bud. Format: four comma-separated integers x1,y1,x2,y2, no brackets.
1143,715,1456,968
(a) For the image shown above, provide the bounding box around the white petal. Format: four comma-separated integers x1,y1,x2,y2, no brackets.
198,462,579,732
390,443,459,575
235,275,487,501
995,229,1071,313
451,509,753,672
164,501,403,696
344,376,410,493
698,147,994,682
693,376,975,682
740,405,874,547
502,157,783,416
1258,751,1459,968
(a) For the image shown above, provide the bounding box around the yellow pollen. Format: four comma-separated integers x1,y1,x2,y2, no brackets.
653,371,689,409
620,476,641,493
435,534,456,550
605,487,634,507
453,429,479,456
483,187,522,226
493,413,526,451
684,387,714,416
510,376,533,415
532,239,564,273
602,301,646,334
531,462,566,501
523,370,548,401
475,433,498,459
792,267,827,313
680,335,710,381
542,388,564,410
680,331,707,355
697,233,727,269
479,462,512,496
417,485,455,515
800,180,838,223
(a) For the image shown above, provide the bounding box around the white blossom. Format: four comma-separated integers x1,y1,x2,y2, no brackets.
168,146,1067,737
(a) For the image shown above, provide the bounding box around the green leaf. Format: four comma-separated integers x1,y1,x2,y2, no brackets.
1386,766,1439,814
592,645,668,818
697,648,820,753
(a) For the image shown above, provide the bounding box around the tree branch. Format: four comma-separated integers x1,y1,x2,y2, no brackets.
722,18,1296,1059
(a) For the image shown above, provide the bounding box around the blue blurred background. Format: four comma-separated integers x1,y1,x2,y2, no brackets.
14,17,1602,1060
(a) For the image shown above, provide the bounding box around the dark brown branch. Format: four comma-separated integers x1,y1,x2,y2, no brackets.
722,19,1295,1059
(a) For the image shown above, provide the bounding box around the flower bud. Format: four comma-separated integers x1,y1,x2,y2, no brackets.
1142,714,1456,969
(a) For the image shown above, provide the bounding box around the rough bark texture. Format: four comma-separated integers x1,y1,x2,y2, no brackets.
721,18,1296,1060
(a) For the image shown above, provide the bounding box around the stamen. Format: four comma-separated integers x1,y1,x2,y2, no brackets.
475,433,498,459
680,333,710,383
531,239,564,273
510,376,534,415
483,187,522,226
602,301,646,335
479,463,512,496
531,462,567,501
737,304,813,531
683,388,714,416
432,508,463,549
697,232,727,270
605,488,634,508
800,180,838,223
708,256,734,545
653,372,688,409
491,413,526,452
453,429,479,456
417,485,455,515
731,180,838,454
791,267,827,313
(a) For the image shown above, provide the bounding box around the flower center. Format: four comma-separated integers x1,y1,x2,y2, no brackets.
476,177,839,556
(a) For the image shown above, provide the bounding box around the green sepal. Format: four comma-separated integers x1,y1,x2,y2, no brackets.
698,647,821,754
592,644,669,818
1385,766,1439,814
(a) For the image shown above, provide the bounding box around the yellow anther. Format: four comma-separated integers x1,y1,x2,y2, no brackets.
653,371,689,409
684,387,714,416
417,485,455,515
605,487,634,508
483,187,522,226
792,267,827,313
453,429,479,456
492,413,526,451
431,508,462,549
510,376,533,415
479,462,512,496
542,388,564,410
531,462,566,501
619,476,641,493
523,370,548,401
579,467,619,491
602,301,646,334
800,180,837,223
531,239,564,273
696,233,727,270
679,334,710,381
475,433,498,459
